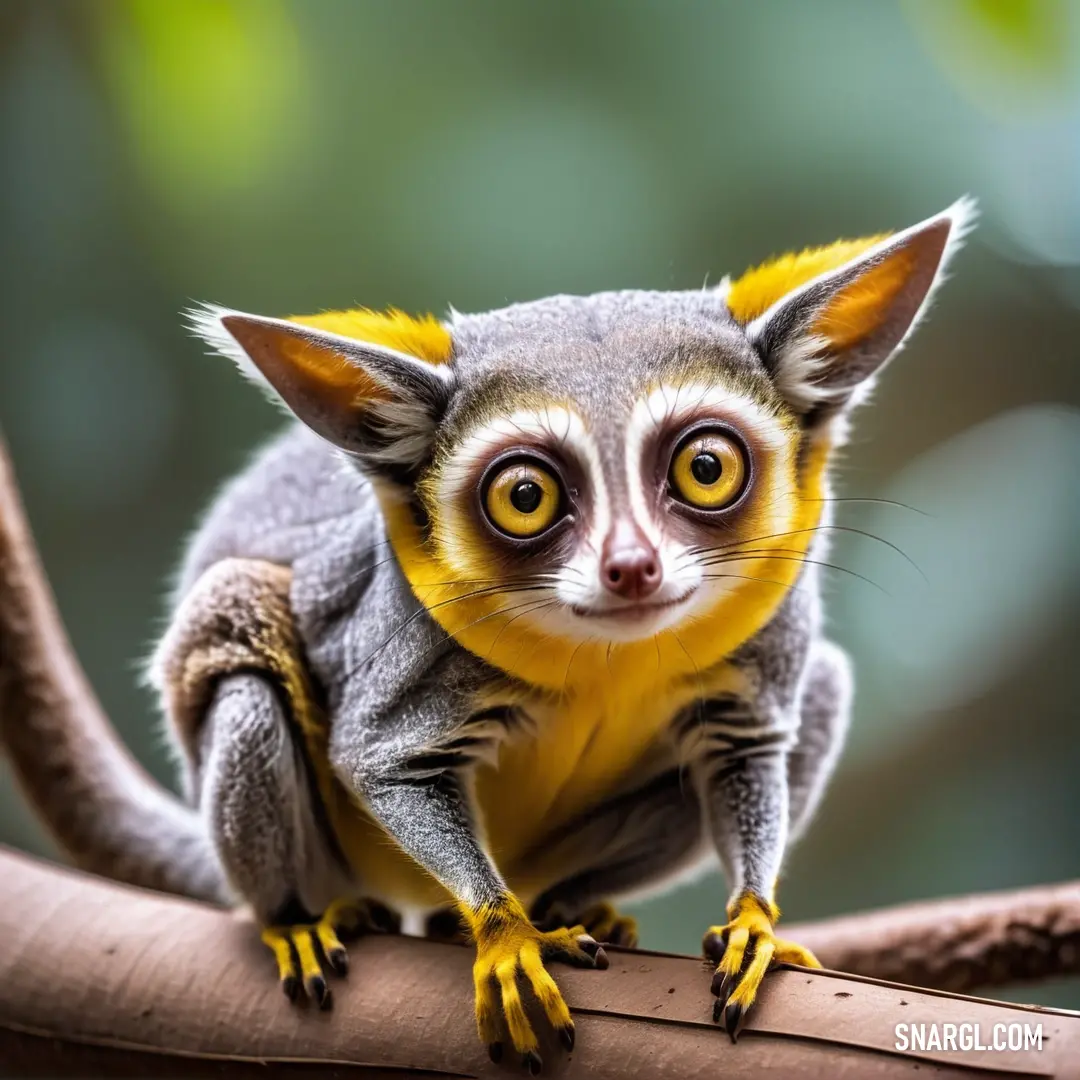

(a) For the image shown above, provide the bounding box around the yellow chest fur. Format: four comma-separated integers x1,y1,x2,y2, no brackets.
474,653,691,898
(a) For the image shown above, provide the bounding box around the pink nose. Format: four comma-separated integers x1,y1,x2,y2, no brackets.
601,520,662,600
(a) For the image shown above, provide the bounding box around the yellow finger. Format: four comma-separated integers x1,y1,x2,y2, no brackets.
293,928,330,1007
261,928,299,998
543,926,608,969
323,898,360,931
473,962,502,1056
719,925,750,977
520,941,573,1048
315,919,349,975
774,939,822,968
495,958,539,1059
727,939,775,1009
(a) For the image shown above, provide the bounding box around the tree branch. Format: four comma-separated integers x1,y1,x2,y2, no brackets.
1,427,1079,1076
2,847,1078,1079
790,881,1080,993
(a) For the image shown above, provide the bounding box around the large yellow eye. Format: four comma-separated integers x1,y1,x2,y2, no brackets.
670,431,746,509
484,461,561,537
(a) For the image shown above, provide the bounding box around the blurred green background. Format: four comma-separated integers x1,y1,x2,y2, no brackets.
2,0,1079,1007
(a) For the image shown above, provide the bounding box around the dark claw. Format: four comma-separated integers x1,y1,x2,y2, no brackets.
559,1024,575,1051
710,969,731,1000
522,1049,543,1075
712,997,725,1024
576,936,600,956
306,974,331,1010
326,947,349,976
488,1042,504,1064
282,975,301,1003
703,931,724,960
724,1002,744,1042
567,936,607,968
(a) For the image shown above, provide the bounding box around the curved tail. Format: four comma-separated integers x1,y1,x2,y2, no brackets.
0,433,228,904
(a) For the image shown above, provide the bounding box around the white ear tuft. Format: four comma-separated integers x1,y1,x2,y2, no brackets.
184,303,270,389
941,194,980,255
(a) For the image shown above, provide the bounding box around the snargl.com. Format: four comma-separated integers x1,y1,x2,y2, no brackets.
895,1023,1043,1053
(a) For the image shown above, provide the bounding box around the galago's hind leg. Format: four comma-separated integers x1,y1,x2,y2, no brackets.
158,557,398,1008
199,672,377,1007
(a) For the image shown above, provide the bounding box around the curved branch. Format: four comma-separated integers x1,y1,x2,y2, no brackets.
2,847,1078,1079
789,880,1080,992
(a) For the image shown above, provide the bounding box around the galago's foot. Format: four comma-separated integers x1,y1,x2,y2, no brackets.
261,896,400,1009
472,900,608,1073
702,893,821,1041
534,900,639,948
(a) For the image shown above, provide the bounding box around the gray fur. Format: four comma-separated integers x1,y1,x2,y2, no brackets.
528,767,709,921
671,581,818,905
441,289,783,493
330,647,507,912
155,204,967,932
788,640,852,843
199,673,352,922
166,418,842,926
167,421,848,924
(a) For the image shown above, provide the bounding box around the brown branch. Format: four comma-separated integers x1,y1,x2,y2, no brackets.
789,881,1080,993
1,425,1079,1076
2,847,1078,1079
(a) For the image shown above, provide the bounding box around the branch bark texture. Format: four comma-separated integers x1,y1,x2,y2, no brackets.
791,881,1080,994
2,847,1077,1079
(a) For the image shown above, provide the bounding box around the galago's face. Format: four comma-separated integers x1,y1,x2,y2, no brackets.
421,320,805,646
195,198,968,673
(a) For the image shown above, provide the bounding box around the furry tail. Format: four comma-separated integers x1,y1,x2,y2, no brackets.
0,433,228,904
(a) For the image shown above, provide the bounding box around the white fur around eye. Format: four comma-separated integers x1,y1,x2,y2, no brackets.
598,382,795,625
628,383,790,466
433,406,608,575
623,381,789,545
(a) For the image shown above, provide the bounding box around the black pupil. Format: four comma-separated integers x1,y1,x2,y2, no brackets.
690,452,722,485
510,480,543,514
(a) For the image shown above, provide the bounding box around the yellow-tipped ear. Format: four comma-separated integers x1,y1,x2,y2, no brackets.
188,305,455,469
811,240,919,352
725,234,891,326
288,308,453,366
727,199,976,413
222,314,394,410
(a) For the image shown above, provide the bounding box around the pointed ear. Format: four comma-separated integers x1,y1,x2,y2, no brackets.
725,197,977,416
187,305,455,474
